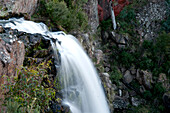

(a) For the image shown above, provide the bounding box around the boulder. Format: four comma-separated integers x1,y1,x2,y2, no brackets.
158,73,169,91
131,97,145,107
0,0,38,17
136,70,153,89
113,96,129,109
123,70,134,84
95,49,103,64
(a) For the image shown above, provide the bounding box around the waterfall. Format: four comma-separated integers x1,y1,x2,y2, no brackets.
109,1,117,30
0,18,110,113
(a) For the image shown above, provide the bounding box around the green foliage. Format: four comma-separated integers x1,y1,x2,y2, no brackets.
116,5,137,35
110,67,123,85
99,19,112,31
1,60,55,112
161,16,170,33
109,32,170,76
153,83,166,98
127,105,150,113
1,100,40,113
143,90,152,100
33,0,88,32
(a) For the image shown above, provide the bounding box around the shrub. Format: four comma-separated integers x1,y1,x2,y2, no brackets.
1,60,56,112
33,0,88,32
110,67,123,85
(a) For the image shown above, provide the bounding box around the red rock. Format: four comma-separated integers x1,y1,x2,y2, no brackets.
98,0,129,21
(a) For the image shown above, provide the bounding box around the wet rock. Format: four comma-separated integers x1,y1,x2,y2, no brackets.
100,72,115,113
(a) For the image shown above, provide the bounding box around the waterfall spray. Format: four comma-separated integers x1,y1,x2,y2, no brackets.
1,18,110,113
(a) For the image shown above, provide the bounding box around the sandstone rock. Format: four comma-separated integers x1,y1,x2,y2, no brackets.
123,70,134,84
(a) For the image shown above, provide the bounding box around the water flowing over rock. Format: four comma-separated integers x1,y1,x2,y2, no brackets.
1,18,110,113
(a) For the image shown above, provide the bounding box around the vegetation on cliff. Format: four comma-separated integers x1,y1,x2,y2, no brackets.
32,0,88,32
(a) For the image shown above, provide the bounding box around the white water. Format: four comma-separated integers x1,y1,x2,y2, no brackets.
1,18,110,113
109,1,117,30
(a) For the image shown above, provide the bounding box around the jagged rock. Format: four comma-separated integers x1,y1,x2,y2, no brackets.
158,73,169,91
136,1,167,40
113,96,129,109
163,92,170,111
136,70,153,89
83,0,99,33
95,49,103,64
0,34,25,111
100,72,115,113
130,67,136,75
123,70,134,84
129,90,137,97
0,0,38,17
131,97,145,107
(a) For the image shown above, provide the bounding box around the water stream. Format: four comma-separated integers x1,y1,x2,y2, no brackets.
0,18,110,113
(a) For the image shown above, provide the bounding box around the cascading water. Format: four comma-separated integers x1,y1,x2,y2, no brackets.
0,18,110,113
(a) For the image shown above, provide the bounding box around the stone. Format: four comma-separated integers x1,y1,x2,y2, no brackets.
130,67,136,75
95,49,103,64
0,0,38,17
0,38,25,111
0,26,4,33
113,96,129,109
163,92,170,111
102,73,110,78
123,70,134,84
131,97,145,107
137,70,153,89
158,73,169,91
83,0,99,33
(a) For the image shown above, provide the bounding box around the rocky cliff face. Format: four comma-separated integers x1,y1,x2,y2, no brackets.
0,26,25,111
0,0,38,17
